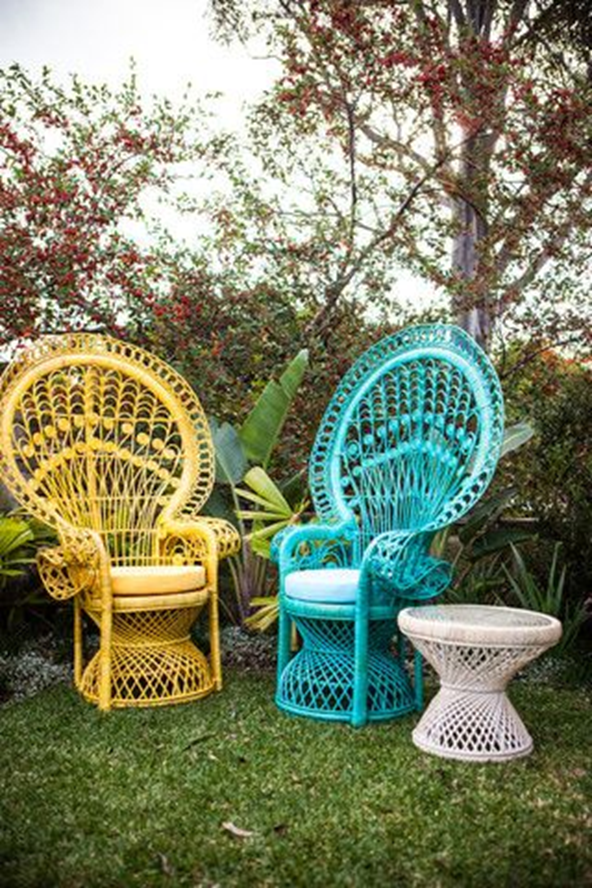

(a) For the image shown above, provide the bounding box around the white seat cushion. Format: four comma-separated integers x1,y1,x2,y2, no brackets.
285,568,360,604
110,565,206,596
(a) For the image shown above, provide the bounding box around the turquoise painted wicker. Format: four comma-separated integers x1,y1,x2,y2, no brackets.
274,324,505,726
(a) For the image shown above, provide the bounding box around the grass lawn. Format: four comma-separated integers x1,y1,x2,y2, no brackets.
0,670,591,888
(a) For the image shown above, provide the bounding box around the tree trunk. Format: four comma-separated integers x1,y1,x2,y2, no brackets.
451,197,490,350
448,0,500,352
451,132,491,351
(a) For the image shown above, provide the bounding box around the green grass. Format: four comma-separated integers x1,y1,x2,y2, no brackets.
0,673,591,888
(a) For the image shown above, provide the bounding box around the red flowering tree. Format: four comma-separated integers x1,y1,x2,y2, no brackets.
0,64,213,347
211,0,592,354
0,63,389,454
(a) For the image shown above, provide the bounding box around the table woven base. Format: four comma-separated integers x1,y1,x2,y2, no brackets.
406,634,551,762
80,605,215,708
413,687,533,762
277,617,415,722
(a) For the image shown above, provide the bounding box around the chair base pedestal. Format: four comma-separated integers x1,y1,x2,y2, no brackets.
277,616,415,724
412,687,533,762
79,604,215,708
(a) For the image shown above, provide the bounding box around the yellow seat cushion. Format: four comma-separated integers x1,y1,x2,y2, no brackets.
110,565,206,596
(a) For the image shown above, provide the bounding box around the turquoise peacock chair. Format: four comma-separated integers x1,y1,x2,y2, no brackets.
273,324,505,727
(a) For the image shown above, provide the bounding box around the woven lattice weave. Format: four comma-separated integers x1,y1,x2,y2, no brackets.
0,334,240,710
398,605,562,761
274,325,505,727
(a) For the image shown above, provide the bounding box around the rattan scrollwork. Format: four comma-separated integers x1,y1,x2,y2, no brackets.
0,333,240,709
275,324,505,727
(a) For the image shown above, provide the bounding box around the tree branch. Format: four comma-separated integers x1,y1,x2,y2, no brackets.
500,336,582,378
303,149,454,338
497,170,592,286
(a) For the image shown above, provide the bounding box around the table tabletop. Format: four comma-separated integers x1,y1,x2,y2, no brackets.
398,604,562,646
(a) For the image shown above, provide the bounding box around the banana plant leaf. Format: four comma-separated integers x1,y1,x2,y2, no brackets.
469,526,536,560
501,421,534,457
209,418,248,485
238,349,308,469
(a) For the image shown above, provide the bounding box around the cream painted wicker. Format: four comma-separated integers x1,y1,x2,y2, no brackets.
398,605,562,762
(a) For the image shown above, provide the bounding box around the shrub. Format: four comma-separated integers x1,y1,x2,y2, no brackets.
503,353,592,611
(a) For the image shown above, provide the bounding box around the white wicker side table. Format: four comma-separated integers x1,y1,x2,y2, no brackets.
398,605,562,762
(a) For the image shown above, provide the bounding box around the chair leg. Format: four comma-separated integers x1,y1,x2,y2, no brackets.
277,607,291,684
209,592,222,691
73,597,83,688
98,600,113,711
352,614,369,728
414,648,424,711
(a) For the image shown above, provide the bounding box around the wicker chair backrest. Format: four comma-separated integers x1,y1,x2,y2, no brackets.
0,334,214,565
309,325,504,546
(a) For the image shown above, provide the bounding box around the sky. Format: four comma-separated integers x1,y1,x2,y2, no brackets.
0,0,434,313
0,0,277,114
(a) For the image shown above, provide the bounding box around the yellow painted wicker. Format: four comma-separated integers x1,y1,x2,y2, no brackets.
0,334,240,710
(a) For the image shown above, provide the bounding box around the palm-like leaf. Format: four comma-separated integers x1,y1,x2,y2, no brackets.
236,467,308,548
501,422,534,457
0,517,36,587
245,595,279,631
238,349,308,468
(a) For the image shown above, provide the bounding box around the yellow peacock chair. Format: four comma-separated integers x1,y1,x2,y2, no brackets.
0,333,240,710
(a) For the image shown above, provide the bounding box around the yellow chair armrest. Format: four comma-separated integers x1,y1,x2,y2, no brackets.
38,521,106,601
159,517,240,563
193,517,241,560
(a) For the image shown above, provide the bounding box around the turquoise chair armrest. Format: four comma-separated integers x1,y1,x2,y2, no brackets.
361,530,452,601
274,519,359,582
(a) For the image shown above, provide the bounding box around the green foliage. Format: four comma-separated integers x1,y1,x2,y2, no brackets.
503,544,587,652
239,350,308,468
0,514,57,630
438,423,538,602
236,466,308,559
207,351,310,624
236,467,309,632
503,355,592,608
210,420,249,487
0,517,35,586
445,555,507,605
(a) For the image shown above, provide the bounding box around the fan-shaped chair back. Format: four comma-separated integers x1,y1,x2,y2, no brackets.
310,325,504,548
0,334,214,566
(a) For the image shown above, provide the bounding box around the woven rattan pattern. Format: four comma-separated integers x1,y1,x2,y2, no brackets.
399,604,561,761
0,334,240,709
0,333,215,550
275,325,505,727
410,637,553,760
276,618,415,720
310,324,504,537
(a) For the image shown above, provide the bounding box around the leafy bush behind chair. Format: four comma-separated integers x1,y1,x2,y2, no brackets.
0,514,57,629
503,354,592,614
503,543,588,653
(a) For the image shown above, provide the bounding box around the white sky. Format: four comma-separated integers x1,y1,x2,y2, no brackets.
0,0,435,314
0,0,277,114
